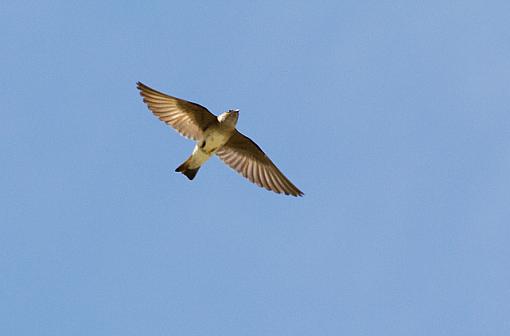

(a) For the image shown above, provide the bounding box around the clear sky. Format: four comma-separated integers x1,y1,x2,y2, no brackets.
1,1,509,335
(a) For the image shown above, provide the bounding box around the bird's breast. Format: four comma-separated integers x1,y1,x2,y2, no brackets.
201,126,234,154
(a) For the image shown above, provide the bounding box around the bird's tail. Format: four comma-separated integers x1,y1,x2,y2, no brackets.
175,156,200,180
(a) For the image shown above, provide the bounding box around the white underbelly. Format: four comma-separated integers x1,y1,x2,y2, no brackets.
189,145,212,168
187,131,231,169
202,131,231,154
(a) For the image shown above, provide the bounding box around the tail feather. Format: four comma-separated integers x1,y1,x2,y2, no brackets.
175,158,200,180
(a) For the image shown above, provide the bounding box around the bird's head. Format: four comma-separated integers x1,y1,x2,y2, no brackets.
218,109,239,127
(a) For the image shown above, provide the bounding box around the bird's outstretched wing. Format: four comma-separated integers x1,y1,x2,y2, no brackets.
216,130,304,196
137,82,217,140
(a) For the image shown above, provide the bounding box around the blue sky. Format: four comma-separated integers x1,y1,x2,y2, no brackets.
1,1,509,335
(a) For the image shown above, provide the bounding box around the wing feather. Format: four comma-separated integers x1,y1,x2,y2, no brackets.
137,82,217,140
216,130,304,196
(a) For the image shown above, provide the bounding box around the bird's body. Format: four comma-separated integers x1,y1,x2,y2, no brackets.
136,82,303,196
175,112,238,179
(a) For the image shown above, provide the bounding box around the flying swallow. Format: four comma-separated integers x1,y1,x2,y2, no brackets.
136,82,303,197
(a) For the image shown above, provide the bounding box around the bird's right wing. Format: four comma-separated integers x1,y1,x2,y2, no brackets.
216,130,304,196
137,82,218,140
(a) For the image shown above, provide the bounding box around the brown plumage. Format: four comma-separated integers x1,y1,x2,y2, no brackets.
216,131,303,196
137,82,303,197
137,82,217,140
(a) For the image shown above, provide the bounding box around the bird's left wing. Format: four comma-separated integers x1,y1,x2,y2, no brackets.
137,82,217,140
216,130,304,196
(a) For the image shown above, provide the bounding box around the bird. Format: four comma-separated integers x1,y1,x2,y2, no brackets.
136,82,304,197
